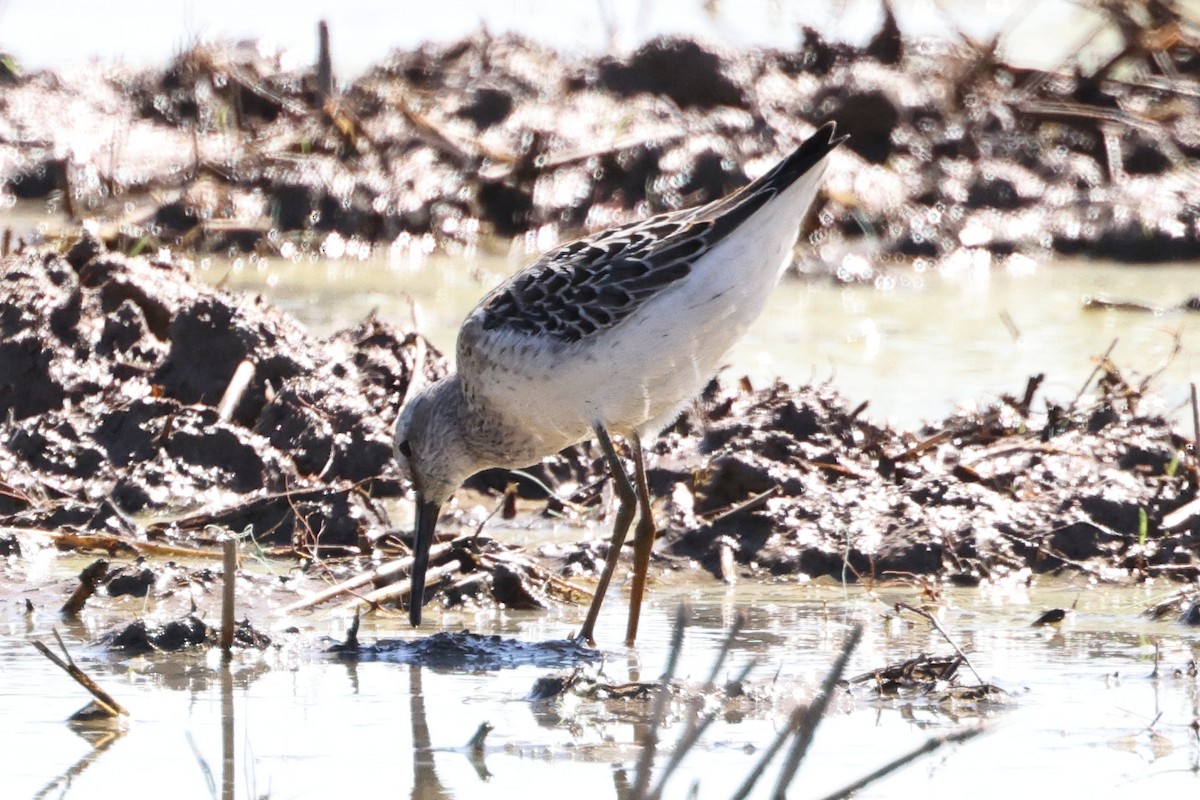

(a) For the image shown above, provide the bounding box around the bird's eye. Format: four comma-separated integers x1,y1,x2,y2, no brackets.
397,439,413,459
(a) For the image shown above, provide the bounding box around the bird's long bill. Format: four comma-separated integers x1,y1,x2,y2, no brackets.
408,495,441,627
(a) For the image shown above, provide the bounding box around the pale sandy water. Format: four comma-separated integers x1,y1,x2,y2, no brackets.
200,249,1200,431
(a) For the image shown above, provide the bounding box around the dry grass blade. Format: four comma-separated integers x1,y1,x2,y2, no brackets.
647,658,757,800
728,626,863,800
1191,382,1199,484
278,538,458,614
813,726,986,800
770,624,863,798
728,705,804,800
703,610,747,688
632,603,689,799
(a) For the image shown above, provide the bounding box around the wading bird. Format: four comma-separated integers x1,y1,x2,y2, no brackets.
395,123,843,645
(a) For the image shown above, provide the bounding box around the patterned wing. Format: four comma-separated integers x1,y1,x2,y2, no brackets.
475,123,843,344
477,212,714,343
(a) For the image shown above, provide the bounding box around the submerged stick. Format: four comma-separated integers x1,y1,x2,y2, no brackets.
32,629,127,717
220,538,237,657
999,309,1021,341
466,722,492,755
61,558,108,618
220,656,235,800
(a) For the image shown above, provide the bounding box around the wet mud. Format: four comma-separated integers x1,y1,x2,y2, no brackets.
0,240,442,552
2,4,1199,269
2,239,1198,612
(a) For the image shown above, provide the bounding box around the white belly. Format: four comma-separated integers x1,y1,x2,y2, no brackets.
459,157,826,463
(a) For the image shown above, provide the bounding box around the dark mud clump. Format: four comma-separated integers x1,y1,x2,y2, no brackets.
540,362,1199,589
328,630,597,670
99,615,211,654
2,6,1199,265
0,242,444,553
698,372,1198,582
99,614,271,654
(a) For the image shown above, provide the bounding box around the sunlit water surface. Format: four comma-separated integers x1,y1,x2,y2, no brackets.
3,576,1199,799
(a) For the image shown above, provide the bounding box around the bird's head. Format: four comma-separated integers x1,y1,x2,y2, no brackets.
393,375,476,627
394,376,478,508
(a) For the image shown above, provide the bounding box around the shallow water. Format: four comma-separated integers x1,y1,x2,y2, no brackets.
3,570,1199,799
200,250,1200,430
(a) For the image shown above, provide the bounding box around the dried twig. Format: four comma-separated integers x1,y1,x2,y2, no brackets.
32,630,127,717
278,538,457,614
476,552,593,604
895,602,984,685
217,360,255,422
892,430,951,463
17,527,223,560
339,561,462,613
220,538,237,657
1191,382,1199,484
1070,338,1118,411
700,485,780,526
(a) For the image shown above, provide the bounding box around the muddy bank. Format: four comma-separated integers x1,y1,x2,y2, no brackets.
645,374,1199,585
2,4,1200,268
2,242,1198,618
0,240,443,553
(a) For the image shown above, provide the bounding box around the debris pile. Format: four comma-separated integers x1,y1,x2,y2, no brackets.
2,3,1199,265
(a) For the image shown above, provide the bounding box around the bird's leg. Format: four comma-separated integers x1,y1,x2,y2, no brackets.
577,424,638,645
624,431,656,647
